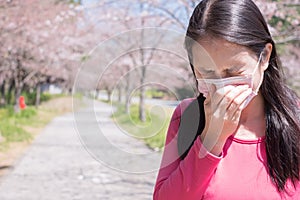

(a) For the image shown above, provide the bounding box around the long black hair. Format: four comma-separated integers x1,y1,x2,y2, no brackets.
179,0,300,192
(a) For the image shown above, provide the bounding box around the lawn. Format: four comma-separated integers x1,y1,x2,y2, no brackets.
112,103,174,151
0,96,74,176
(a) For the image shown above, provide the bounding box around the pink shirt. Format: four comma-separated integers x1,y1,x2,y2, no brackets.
153,98,300,200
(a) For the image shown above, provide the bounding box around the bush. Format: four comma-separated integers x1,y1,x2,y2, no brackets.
146,89,165,99
5,106,37,118
21,91,52,106
0,106,37,144
40,93,52,102
23,92,36,105
175,87,194,100
112,103,171,150
17,107,37,119
0,122,32,142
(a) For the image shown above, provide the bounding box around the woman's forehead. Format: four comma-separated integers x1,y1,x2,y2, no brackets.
191,38,257,66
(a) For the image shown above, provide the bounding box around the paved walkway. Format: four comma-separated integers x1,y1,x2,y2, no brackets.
0,100,163,200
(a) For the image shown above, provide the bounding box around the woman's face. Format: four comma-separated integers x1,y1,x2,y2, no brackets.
191,37,270,93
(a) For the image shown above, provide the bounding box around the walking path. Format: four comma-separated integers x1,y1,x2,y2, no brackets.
0,100,163,200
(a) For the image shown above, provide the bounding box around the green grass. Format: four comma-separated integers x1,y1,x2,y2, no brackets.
112,103,173,151
0,95,74,151
0,107,37,146
145,89,165,99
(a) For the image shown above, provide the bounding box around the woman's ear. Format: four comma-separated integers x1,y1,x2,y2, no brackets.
261,43,272,70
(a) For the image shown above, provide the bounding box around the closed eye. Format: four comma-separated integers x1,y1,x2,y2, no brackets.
226,66,245,75
199,68,215,75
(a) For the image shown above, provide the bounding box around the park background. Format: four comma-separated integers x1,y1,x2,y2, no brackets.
0,0,299,199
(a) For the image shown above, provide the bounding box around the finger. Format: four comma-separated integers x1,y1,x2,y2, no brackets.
226,86,251,111
211,85,236,109
227,88,252,120
212,85,238,121
204,83,216,105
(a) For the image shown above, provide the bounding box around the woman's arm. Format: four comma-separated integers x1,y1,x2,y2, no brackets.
153,100,223,199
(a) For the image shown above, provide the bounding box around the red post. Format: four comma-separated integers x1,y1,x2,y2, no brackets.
19,96,26,110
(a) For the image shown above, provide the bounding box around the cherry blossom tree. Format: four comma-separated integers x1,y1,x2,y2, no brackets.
0,0,89,112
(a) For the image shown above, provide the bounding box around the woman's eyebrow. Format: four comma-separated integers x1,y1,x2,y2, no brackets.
197,66,215,73
228,59,246,68
227,65,243,71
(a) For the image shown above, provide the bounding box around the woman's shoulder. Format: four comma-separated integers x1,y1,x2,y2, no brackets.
166,98,198,143
172,97,197,119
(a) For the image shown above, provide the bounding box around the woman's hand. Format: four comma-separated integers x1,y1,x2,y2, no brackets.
200,85,253,155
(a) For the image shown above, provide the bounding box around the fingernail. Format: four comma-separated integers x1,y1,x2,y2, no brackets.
238,85,248,89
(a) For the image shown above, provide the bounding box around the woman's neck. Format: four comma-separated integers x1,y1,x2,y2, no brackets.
240,93,265,122
234,93,266,139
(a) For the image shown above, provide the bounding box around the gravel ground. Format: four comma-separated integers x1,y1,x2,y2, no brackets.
0,100,162,200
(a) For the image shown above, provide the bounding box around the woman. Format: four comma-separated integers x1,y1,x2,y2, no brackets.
153,0,300,199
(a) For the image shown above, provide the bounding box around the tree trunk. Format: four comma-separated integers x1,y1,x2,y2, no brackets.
0,80,6,106
7,82,14,105
125,86,131,114
125,69,131,114
107,90,112,102
118,86,122,102
139,66,146,122
68,87,72,95
139,84,146,122
126,99,130,114
138,22,147,122
95,89,100,99
35,83,41,108
14,86,22,113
